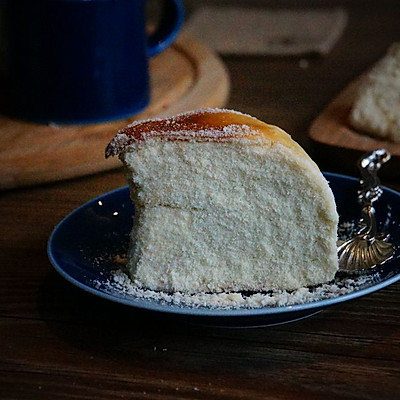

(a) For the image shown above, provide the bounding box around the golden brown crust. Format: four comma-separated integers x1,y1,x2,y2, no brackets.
105,108,305,159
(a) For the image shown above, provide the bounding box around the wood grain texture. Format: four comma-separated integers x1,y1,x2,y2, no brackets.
1,2,400,399
0,36,230,190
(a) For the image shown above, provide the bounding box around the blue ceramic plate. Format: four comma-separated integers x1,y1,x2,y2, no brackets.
48,173,400,327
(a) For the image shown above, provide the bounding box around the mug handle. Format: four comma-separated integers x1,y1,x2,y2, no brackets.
147,0,184,57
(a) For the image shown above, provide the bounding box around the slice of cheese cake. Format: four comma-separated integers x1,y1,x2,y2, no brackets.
106,108,338,294
349,43,400,143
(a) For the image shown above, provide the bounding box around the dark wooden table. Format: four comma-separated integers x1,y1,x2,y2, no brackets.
1,2,400,399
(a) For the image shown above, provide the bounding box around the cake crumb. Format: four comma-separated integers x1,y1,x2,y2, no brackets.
113,254,127,266
299,59,309,69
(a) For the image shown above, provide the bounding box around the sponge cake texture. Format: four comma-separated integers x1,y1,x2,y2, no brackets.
106,108,339,293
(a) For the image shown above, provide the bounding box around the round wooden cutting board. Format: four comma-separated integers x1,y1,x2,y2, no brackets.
0,37,230,190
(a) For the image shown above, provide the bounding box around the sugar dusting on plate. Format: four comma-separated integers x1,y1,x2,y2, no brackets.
94,268,379,310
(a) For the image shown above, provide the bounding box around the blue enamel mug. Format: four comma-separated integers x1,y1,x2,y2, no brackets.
0,0,184,124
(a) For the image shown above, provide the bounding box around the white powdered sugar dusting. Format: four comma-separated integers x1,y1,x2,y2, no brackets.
123,107,252,130
138,124,255,141
93,265,379,310
105,108,260,157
